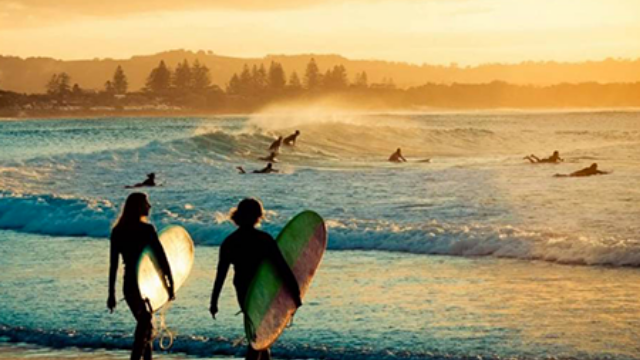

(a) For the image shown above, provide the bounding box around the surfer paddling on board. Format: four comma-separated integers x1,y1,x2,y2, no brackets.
524,151,563,164
125,173,157,189
389,148,407,163
210,198,302,360
108,193,175,360
237,163,279,174
283,130,300,146
554,163,610,177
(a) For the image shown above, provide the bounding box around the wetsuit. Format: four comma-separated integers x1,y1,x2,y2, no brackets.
109,222,173,360
212,227,300,312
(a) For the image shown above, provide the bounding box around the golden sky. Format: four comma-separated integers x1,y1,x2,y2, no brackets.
1,0,639,65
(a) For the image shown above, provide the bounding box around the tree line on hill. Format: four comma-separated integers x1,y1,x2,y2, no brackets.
1,57,640,115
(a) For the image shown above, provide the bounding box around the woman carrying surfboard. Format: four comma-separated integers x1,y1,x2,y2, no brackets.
210,198,302,360
108,193,175,360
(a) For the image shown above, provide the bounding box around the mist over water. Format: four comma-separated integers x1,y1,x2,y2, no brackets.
1,110,640,359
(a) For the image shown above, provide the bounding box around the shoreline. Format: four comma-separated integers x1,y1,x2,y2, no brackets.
2,106,640,121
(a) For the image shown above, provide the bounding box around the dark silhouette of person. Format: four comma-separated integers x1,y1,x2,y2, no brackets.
555,163,609,177
210,198,302,360
126,173,157,189
524,151,563,164
283,130,301,146
259,152,278,163
237,163,279,174
108,193,175,360
269,136,284,153
389,148,407,163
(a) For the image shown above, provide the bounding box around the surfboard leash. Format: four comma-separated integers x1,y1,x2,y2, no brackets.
157,301,174,351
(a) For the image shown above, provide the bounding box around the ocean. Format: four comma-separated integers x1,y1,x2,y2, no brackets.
1,110,640,360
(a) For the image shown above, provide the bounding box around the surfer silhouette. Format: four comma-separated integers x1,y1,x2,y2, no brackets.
125,173,157,188
283,130,300,146
237,163,279,174
269,136,284,153
108,193,175,360
524,151,563,164
210,198,302,360
554,163,609,177
389,148,407,163
258,151,279,163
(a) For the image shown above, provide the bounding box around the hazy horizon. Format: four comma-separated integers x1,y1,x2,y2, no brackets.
1,0,639,65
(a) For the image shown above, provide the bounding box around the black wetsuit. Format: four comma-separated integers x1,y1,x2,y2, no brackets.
214,227,300,310
109,222,171,316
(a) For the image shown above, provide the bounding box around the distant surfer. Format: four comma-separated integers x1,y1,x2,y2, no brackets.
389,148,407,163
524,151,563,164
258,151,279,163
554,163,609,177
269,136,284,153
108,193,175,360
209,198,302,360
283,130,301,146
125,173,157,188
237,163,279,174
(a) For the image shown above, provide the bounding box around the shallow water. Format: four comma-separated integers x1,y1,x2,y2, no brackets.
1,111,640,359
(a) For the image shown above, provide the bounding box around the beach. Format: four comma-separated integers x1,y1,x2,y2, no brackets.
1,111,640,359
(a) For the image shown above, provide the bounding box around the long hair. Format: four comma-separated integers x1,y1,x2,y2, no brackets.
113,192,149,230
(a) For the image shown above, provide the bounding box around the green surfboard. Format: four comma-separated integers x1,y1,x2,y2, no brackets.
244,211,328,350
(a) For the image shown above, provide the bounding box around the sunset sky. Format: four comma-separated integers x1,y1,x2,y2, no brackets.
1,0,639,65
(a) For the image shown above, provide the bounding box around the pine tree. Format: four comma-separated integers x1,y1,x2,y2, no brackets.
173,60,192,93
267,61,286,91
227,73,241,95
145,60,172,94
46,73,71,96
239,64,252,95
304,58,321,90
288,71,302,90
191,60,211,92
104,80,115,94
354,71,368,88
112,65,128,95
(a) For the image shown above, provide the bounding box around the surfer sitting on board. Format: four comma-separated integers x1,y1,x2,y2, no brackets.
554,163,610,177
125,173,157,188
524,151,563,164
389,148,407,163
283,130,300,146
269,136,284,153
210,198,302,360
237,163,279,174
108,193,175,360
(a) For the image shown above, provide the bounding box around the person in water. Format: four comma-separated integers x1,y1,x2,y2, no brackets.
237,163,279,174
210,198,302,360
283,130,301,146
524,151,563,164
125,173,157,188
269,136,284,153
555,163,609,177
108,193,175,360
389,148,407,163
258,151,279,163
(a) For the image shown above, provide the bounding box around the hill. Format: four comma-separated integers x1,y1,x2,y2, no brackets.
1,50,640,93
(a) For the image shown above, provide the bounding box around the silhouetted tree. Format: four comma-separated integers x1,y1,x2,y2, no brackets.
191,60,211,92
304,58,321,90
252,64,268,93
268,61,286,91
104,80,115,94
227,74,241,95
173,60,192,93
46,72,71,97
288,71,302,91
354,71,368,89
112,65,128,95
145,60,172,95
238,64,252,95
